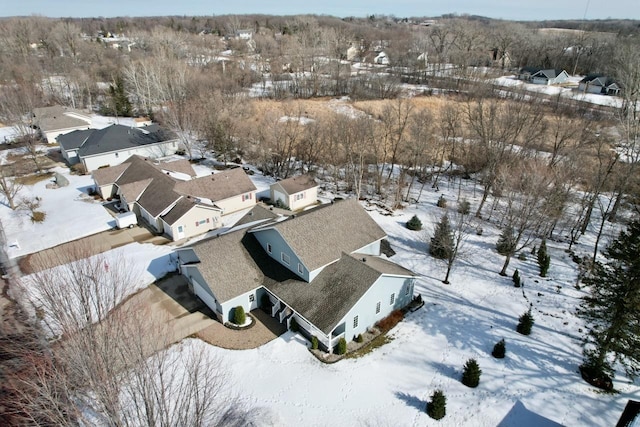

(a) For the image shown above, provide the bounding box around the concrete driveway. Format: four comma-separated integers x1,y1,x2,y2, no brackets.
129,274,287,351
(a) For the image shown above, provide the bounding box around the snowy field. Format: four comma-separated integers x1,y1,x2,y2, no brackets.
159,178,638,427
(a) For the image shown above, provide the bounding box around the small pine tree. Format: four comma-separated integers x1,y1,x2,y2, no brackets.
492,339,506,358
406,214,423,231
437,194,447,208
537,239,551,277
426,389,446,420
233,306,246,325
457,198,471,215
496,227,517,256
430,214,454,260
461,358,482,387
512,269,521,287
311,335,318,350
337,337,347,355
355,334,364,343
517,308,535,335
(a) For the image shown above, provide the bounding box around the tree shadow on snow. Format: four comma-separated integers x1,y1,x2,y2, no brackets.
394,391,424,411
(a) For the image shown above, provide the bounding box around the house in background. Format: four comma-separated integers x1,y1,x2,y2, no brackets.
177,199,416,352
518,67,570,85
270,174,318,211
32,105,92,143
92,155,257,240
578,74,621,96
58,124,178,172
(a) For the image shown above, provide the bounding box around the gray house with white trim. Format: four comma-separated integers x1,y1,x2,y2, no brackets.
177,199,416,351
58,124,179,172
519,67,570,85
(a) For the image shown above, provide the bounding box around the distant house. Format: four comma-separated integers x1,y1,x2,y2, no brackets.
578,74,621,96
32,105,92,143
346,45,360,62
91,155,257,240
374,51,390,65
177,199,416,351
519,67,570,85
58,124,179,172
270,175,318,211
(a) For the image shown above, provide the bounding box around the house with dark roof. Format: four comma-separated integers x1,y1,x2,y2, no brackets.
32,105,92,143
177,199,416,352
578,74,621,96
270,174,318,211
518,67,570,85
92,155,257,240
57,124,179,172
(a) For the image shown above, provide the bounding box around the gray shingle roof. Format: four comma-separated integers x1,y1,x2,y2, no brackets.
33,106,91,132
162,198,198,225
154,159,196,177
57,129,94,150
274,174,317,194
234,204,281,227
251,199,387,271
174,168,256,202
76,124,171,157
266,253,384,334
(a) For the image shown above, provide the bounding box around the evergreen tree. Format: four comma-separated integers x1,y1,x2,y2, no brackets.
337,337,347,355
512,269,521,287
537,239,551,277
233,306,246,325
517,308,534,335
461,358,482,387
492,339,506,358
106,75,133,117
406,214,422,231
426,389,446,420
496,226,517,257
430,214,453,260
578,220,640,382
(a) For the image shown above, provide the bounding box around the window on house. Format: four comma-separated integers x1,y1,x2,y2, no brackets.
390,293,395,305
376,301,381,314
249,294,255,302
405,284,410,296
298,263,303,274
353,315,359,328
267,243,272,253
281,252,290,265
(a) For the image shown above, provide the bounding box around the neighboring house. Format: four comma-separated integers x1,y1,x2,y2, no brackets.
346,45,360,62
578,74,621,95
374,51,390,65
270,175,318,211
58,124,179,172
92,155,257,240
32,105,92,143
518,67,570,85
177,199,416,352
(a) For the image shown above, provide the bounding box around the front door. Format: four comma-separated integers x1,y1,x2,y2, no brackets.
177,225,185,239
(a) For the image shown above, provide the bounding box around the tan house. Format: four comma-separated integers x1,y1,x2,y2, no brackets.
92,156,257,241
270,175,318,211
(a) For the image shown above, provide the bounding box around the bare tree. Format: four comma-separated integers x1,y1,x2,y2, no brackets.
0,167,23,210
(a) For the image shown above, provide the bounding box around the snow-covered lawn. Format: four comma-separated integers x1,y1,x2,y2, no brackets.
0,166,114,259
160,179,637,427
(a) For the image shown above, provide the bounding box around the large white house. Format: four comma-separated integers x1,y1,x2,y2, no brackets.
177,199,416,352
58,124,179,172
32,105,92,143
270,174,318,211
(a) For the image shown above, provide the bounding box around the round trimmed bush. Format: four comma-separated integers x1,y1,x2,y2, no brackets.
426,389,446,420
461,358,482,388
492,339,506,359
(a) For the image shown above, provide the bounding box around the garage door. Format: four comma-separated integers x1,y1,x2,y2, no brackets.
192,279,217,312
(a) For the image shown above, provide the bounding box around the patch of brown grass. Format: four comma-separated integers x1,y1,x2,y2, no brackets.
15,172,54,185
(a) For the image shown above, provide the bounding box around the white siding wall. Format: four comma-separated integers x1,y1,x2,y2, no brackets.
288,186,318,211
163,206,221,241
216,191,257,215
81,140,178,172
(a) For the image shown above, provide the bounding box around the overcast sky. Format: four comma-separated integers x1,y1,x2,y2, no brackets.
1,0,638,21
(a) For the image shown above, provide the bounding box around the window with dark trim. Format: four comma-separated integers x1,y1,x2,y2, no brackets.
267,243,272,253
281,252,290,265
353,315,359,328
390,293,395,305
249,294,255,302
376,301,381,314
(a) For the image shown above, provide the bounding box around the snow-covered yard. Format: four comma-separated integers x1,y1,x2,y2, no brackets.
158,179,637,427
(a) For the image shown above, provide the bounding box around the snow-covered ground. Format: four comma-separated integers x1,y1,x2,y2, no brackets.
156,177,637,427
492,75,624,109
0,166,114,259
